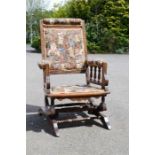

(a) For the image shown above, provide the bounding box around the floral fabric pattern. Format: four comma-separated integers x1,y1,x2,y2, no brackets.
43,28,86,70
51,85,105,94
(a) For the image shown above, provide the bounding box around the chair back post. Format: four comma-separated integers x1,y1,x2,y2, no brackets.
101,62,108,89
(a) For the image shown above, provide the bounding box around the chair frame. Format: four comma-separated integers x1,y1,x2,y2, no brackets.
38,18,111,137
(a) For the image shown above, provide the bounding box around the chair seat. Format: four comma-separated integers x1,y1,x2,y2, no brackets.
48,85,109,98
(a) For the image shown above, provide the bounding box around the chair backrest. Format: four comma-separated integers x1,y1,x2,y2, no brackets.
40,18,88,74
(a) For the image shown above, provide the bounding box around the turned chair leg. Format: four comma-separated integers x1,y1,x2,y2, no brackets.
97,96,107,111
45,96,49,107
96,96,111,130
91,96,111,130
38,97,60,136
38,96,51,116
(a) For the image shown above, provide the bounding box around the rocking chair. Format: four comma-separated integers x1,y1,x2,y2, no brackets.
38,18,111,137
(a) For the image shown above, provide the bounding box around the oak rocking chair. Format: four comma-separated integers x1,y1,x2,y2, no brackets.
38,18,111,137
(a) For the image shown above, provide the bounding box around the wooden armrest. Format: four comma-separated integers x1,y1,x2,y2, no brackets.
38,60,50,69
86,60,109,87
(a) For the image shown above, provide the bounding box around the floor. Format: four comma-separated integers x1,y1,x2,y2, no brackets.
26,52,129,155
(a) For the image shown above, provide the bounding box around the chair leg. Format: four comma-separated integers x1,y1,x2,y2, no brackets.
50,98,55,106
50,120,60,137
95,96,111,130
38,108,43,116
50,98,59,136
38,97,56,117
45,96,49,107
38,96,49,116
38,106,56,116
97,96,107,111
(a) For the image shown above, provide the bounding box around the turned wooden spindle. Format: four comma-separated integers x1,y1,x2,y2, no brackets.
94,65,97,82
86,64,90,85
90,66,93,81
98,66,101,83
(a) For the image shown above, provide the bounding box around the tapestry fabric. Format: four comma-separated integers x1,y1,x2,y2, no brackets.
43,27,86,70
50,85,105,94
41,18,86,71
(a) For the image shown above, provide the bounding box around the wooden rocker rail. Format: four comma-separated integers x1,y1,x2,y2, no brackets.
39,101,111,137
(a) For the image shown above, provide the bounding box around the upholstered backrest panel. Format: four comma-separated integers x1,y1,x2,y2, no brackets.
40,18,87,72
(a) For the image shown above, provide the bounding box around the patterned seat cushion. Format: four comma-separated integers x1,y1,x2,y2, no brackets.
50,85,108,97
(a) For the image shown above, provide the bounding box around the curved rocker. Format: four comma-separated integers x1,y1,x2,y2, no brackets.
99,112,111,130
51,120,60,137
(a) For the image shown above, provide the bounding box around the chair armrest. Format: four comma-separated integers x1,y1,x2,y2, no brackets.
86,60,109,87
38,60,50,69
